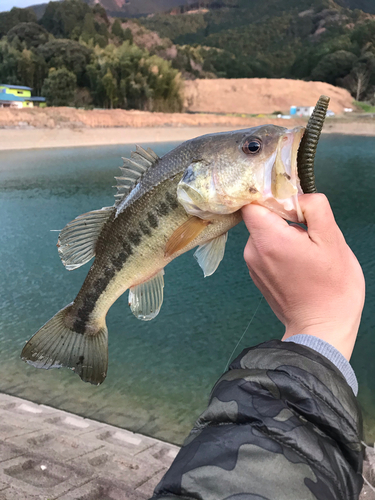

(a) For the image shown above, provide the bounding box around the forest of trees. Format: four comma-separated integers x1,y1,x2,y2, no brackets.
142,0,375,104
0,1,183,110
0,0,374,109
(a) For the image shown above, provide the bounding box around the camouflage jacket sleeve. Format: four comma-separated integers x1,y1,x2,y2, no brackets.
151,339,363,500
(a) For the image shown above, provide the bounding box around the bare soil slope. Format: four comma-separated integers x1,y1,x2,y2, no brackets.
183,79,354,115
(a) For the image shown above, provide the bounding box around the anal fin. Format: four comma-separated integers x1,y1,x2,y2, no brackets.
194,232,228,277
128,270,165,321
165,217,210,258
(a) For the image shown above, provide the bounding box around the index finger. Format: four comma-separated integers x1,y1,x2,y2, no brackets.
241,203,289,236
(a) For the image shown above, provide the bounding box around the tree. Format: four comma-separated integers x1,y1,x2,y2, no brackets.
343,63,371,100
311,50,357,84
86,42,183,111
123,28,133,44
41,67,77,106
102,68,117,108
36,39,92,86
111,19,125,40
81,13,96,43
0,7,36,38
7,22,49,49
40,0,91,38
0,39,47,94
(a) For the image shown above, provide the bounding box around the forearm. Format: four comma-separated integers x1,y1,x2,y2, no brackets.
151,341,363,500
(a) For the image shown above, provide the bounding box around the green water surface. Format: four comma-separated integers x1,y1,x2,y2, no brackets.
0,135,374,444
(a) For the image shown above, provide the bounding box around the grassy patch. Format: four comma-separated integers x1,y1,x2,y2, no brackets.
354,101,375,113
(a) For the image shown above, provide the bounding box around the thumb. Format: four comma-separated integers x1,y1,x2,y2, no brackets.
298,194,339,243
241,203,289,236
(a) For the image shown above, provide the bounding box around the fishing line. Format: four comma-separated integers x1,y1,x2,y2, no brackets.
224,295,263,372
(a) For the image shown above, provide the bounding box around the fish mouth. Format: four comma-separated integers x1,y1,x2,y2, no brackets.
260,126,305,223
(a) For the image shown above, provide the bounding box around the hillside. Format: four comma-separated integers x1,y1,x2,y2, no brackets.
29,0,194,19
1,0,375,110
138,0,375,103
27,0,375,18
183,79,354,115
336,0,375,13
85,0,193,16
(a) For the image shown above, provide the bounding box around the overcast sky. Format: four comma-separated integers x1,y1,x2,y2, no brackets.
0,0,47,12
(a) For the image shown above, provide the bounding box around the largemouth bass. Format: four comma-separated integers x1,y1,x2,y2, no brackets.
21,124,307,385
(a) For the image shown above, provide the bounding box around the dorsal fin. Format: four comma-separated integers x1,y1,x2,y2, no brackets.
114,145,159,206
57,206,114,270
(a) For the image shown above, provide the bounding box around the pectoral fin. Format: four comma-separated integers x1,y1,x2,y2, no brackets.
165,217,210,258
128,270,165,321
194,232,228,277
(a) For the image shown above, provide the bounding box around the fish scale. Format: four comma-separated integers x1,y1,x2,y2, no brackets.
21,125,310,385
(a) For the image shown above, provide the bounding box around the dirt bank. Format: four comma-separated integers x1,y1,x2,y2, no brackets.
183,79,354,115
0,119,374,151
0,107,307,130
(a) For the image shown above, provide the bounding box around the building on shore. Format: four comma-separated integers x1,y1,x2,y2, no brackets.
0,84,46,108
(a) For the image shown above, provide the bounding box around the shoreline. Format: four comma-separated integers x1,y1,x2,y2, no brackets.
0,120,375,151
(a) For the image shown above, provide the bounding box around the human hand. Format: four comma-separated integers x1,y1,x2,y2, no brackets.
242,194,365,360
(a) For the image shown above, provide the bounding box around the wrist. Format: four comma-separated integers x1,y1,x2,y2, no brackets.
282,317,361,361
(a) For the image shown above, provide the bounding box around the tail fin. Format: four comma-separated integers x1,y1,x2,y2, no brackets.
21,305,108,385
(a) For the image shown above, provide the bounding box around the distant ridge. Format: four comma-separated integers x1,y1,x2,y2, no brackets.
335,0,375,14
27,0,375,18
30,0,194,18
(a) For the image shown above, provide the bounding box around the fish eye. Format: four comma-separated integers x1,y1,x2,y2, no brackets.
242,139,262,155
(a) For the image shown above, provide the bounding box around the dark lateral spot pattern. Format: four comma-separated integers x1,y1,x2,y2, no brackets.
74,264,119,334
166,192,179,210
105,267,115,280
73,192,179,335
148,212,158,228
139,221,151,236
112,252,127,271
74,288,98,334
123,241,133,256
77,355,84,366
128,230,142,246
157,202,169,216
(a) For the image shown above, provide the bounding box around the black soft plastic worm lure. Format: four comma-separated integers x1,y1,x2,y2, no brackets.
297,95,330,194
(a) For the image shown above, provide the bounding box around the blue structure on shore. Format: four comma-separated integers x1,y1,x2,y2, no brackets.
0,84,46,108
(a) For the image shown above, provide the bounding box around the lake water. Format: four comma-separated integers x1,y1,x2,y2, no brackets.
0,135,374,445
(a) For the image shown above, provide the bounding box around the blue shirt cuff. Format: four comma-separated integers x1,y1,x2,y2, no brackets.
283,334,358,396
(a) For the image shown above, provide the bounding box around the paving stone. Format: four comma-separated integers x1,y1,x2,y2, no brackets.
135,468,168,497
360,483,375,500
0,397,55,417
7,429,104,462
0,441,25,464
81,427,157,457
0,393,180,500
0,487,44,500
68,445,165,490
0,455,91,499
135,442,179,468
0,411,47,440
42,414,107,437
57,478,149,500
0,482,9,492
